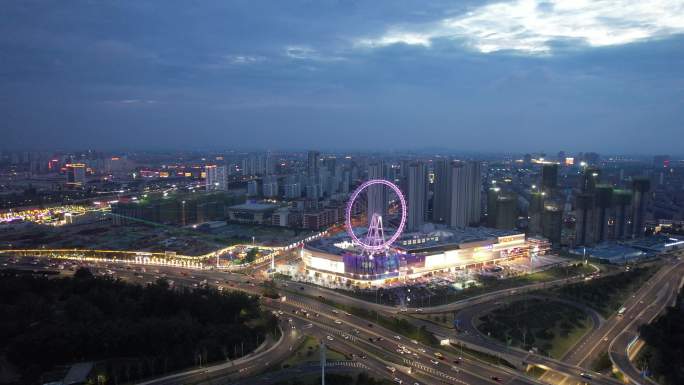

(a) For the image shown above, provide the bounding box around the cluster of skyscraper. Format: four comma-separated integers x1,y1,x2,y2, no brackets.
519,162,652,247
244,151,353,201
364,159,483,233
573,168,650,246
205,150,660,247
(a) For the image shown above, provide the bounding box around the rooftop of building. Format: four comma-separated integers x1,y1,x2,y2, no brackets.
62,362,94,385
622,234,684,252
305,226,523,256
570,242,645,264
227,202,279,212
396,227,523,252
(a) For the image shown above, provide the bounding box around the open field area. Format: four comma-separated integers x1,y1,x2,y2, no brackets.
551,264,659,317
0,219,227,255
0,216,305,256
476,298,593,358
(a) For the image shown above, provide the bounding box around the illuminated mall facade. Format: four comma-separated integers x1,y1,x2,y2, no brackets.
301,227,540,286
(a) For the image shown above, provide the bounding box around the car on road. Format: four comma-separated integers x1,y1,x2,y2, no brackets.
418,348,426,353
617,307,627,317
491,376,502,382
393,378,402,384
386,366,396,373
430,359,439,365
393,335,401,340
334,319,342,324
332,310,339,314
326,335,334,341
580,372,593,380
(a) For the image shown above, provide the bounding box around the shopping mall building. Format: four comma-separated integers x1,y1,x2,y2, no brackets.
301,227,544,286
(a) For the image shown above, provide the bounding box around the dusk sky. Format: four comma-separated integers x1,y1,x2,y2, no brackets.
2,0,683,153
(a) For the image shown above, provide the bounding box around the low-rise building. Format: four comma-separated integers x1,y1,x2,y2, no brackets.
226,202,278,224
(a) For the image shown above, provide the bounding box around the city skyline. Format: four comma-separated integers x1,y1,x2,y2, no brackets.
2,1,684,153
2,3,684,385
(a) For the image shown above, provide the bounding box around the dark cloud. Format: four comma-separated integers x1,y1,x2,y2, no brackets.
0,0,682,154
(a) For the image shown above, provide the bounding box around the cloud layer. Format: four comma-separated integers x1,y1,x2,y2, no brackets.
363,0,684,53
0,0,683,153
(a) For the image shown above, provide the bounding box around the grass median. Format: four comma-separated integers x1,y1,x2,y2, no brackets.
281,335,347,369
476,297,593,358
316,296,439,347
550,264,659,317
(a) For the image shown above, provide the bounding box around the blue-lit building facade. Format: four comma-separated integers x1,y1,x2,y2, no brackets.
301,227,534,286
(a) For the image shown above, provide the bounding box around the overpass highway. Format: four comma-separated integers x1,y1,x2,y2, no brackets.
4,250,681,385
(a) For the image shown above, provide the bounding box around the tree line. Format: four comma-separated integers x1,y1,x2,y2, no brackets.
638,287,684,385
0,268,276,384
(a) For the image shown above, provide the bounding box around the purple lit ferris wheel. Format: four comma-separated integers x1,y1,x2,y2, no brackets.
345,179,407,253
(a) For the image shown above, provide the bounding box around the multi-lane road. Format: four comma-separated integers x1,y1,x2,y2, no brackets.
2,250,682,385
97,264,543,385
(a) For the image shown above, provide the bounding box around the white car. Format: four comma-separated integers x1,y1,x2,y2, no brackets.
394,335,402,340
334,319,342,324
430,359,439,365
326,335,334,341
393,378,403,384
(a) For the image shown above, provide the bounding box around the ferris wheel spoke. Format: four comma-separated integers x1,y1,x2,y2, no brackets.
345,179,406,253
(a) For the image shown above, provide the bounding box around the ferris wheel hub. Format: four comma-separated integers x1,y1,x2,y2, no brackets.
345,179,406,253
